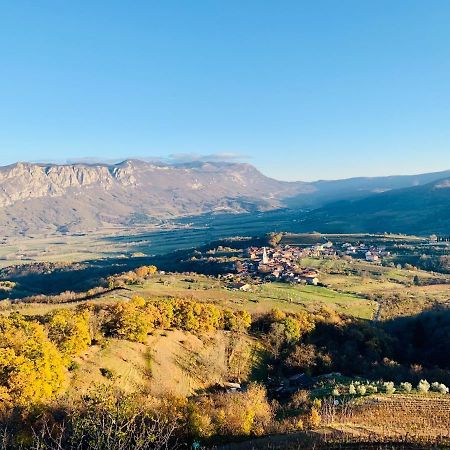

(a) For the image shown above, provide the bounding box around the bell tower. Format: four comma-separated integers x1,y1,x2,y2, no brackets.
262,247,269,264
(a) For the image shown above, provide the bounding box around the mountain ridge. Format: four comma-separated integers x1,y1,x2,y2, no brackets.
0,160,305,236
1,160,449,236
299,176,450,234
0,159,306,208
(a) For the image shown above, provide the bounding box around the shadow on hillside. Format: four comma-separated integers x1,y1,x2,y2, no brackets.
299,306,450,386
0,255,160,299
383,307,450,372
0,234,268,299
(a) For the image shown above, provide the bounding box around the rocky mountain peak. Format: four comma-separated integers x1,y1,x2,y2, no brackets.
1,160,449,237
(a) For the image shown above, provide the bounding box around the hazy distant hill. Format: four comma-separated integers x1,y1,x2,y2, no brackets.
286,170,450,207
300,177,450,234
0,160,449,236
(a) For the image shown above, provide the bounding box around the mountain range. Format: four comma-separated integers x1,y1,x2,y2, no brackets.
0,160,449,236
300,177,450,235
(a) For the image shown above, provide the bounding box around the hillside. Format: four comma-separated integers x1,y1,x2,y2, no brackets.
1,260,450,449
286,169,450,207
70,330,253,399
1,160,449,237
299,177,450,235
0,246,449,449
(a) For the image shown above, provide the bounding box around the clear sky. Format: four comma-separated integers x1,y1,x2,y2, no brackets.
1,1,449,181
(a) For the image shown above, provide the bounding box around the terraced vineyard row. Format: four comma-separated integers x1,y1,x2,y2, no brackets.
334,394,450,441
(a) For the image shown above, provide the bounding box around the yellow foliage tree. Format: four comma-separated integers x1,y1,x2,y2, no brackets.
223,309,252,332
134,265,157,278
134,266,149,278
108,297,154,343
106,296,252,342
269,308,286,322
153,300,174,329
282,312,315,343
45,309,91,360
198,303,222,332
0,314,66,408
188,402,214,438
130,295,146,308
192,383,272,437
307,406,321,428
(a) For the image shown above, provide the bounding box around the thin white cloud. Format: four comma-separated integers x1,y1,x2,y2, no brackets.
167,152,249,163
27,152,250,167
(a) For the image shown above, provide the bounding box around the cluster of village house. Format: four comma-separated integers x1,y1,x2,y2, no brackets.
234,245,321,287
231,240,390,289
341,242,391,262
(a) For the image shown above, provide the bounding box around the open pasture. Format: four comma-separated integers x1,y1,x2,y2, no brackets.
118,274,377,319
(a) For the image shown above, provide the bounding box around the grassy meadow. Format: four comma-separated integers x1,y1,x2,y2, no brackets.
120,275,377,319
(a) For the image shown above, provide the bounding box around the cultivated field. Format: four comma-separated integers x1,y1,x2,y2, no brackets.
325,394,450,443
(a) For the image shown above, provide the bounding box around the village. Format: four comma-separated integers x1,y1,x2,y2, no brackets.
230,238,389,290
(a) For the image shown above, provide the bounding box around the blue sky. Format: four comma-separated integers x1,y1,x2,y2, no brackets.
0,1,449,181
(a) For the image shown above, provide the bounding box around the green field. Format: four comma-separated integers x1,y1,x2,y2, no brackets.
107,274,377,319
4,253,449,322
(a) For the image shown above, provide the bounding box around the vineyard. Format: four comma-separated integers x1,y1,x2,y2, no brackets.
324,394,450,443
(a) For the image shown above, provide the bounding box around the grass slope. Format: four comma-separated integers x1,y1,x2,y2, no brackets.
68,330,255,399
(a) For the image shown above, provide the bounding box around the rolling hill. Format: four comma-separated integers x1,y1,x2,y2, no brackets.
300,177,450,234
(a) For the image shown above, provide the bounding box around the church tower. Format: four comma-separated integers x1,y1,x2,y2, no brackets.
262,247,269,264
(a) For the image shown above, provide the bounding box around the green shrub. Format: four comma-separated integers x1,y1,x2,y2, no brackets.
100,367,114,379
400,382,412,393
417,379,430,393
356,385,366,395
431,381,449,394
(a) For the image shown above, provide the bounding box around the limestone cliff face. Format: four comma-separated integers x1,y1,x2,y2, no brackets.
0,160,304,208
0,162,114,207
0,160,305,236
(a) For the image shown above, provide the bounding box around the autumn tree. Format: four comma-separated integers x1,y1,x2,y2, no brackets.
223,309,252,332
153,300,174,329
189,384,272,438
269,308,286,322
107,296,154,343
106,296,251,342
134,266,149,278
45,308,91,360
170,299,225,333
265,311,315,356
198,303,222,332
285,343,332,375
135,265,158,279
171,299,201,332
307,406,321,428
0,314,66,408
